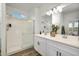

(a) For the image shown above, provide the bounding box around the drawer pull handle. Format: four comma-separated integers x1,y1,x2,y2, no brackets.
59,52,61,56
56,51,58,56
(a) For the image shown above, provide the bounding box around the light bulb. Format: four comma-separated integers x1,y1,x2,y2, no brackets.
46,10,53,16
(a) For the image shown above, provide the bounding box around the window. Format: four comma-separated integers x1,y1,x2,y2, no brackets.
10,10,26,20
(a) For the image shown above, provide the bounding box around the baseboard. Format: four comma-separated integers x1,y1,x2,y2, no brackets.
7,45,34,56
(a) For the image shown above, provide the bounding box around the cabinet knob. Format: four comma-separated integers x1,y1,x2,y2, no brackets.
37,41,40,45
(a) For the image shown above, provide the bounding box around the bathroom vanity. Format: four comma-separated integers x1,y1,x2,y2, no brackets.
34,34,79,56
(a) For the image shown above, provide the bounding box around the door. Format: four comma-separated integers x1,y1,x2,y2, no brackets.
38,37,46,56
7,20,33,54
7,20,22,54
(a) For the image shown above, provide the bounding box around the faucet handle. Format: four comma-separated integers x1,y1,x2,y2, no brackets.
62,35,67,39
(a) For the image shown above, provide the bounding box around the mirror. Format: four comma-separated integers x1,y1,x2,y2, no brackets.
40,3,79,36
62,3,79,36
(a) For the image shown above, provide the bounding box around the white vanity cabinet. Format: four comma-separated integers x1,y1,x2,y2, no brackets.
47,39,74,56
34,36,46,56
34,35,79,56
46,39,77,56
47,44,73,56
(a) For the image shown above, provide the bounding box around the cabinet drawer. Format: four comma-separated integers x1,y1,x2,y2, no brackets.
47,39,79,56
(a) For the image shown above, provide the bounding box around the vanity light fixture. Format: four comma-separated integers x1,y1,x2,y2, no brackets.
57,6,62,12
56,5,66,13
46,10,53,16
46,4,72,16
53,8,58,14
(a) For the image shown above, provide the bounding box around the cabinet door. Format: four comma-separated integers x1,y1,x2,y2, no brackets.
47,44,59,56
7,21,22,54
60,50,74,56
34,36,40,52
38,37,46,56
34,36,46,56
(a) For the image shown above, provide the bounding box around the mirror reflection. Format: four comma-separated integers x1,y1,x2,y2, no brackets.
62,3,79,36
42,3,79,36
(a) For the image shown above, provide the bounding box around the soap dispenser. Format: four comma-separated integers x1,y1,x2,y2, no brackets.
61,25,65,35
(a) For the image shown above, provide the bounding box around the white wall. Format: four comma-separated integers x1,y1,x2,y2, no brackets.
32,8,41,34
63,10,79,34
0,4,1,49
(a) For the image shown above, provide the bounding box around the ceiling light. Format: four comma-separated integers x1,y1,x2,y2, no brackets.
53,8,58,14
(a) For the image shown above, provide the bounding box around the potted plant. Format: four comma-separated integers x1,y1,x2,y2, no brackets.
50,24,59,37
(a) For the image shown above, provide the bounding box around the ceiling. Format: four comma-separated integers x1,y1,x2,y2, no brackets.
62,3,79,13
6,3,60,10
7,3,79,15
6,3,60,14
6,3,79,18
6,3,61,19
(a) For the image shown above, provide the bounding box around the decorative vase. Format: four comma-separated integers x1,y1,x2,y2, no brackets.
50,31,56,37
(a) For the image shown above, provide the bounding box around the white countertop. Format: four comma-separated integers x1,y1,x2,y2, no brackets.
35,33,79,49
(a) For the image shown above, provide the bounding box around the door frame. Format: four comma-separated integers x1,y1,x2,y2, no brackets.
1,3,7,56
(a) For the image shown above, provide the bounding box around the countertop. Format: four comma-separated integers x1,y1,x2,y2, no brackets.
35,33,79,49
